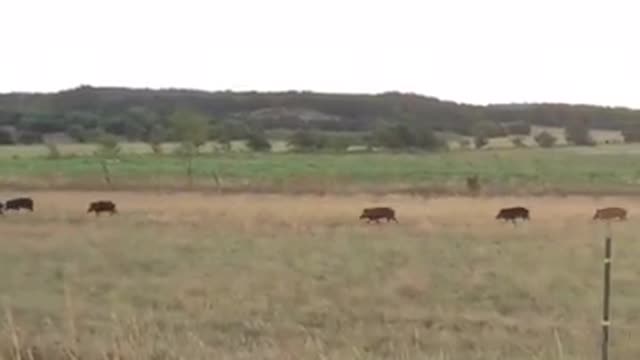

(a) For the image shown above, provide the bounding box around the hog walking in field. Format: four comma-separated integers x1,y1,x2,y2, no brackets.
495,206,530,224
87,200,118,216
5,197,34,212
360,207,398,224
593,207,627,221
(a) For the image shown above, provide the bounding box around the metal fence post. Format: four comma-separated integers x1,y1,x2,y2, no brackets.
602,235,612,360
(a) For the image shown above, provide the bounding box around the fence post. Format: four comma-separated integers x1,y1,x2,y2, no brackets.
602,235,612,360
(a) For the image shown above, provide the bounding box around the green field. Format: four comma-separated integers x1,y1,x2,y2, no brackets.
1,142,640,194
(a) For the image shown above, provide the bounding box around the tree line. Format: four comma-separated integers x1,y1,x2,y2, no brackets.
1,86,640,149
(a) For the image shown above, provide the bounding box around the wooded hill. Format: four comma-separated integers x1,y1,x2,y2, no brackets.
0,85,639,145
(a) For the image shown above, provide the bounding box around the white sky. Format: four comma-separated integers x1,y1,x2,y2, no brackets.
1,0,639,108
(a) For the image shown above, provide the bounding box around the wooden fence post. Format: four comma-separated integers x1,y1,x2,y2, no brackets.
602,235,612,360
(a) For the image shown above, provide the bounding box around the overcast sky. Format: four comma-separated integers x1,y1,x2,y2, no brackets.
1,0,638,108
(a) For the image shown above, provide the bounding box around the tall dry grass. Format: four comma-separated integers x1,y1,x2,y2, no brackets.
1,191,640,359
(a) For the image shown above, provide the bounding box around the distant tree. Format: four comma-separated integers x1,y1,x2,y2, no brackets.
19,115,65,134
67,124,88,142
45,141,61,159
288,129,327,151
146,124,167,155
324,135,352,152
170,109,210,188
413,126,446,150
101,117,127,137
458,138,471,150
369,123,444,151
18,131,41,145
246,130,271,152
219,120,250,140
0,127,17,145
124,121,147,141
217,134,232,152
503,121,531,135
622,124,640,143
170,109,210,152
534,131,557,148
209,124,232,151
472,120,505,139
63,110,100,130
565,118,595,146
474,135,488,149
471,121,495,149
94,134,121,187
7,88,640,143
95,133,121,158
511,136,526,148
83,128,107,142
0,110,22,127
370,124,410,149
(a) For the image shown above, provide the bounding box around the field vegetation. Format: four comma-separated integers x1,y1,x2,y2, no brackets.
0,87,639,154
1,140,640,195
1,192,640,359
2,87,640,359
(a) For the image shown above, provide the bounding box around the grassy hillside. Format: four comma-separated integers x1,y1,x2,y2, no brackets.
1,86,640,147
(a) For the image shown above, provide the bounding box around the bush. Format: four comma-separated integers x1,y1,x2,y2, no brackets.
146,125,167,155
511,137,526,148
84,128,107,142
534,131,557,148
322,136,348,152
288,130,327,151
503,121,531,135
246,131,272,152
67,124,88,142
474,135,488,149
458,138,471,149
18,131,41,144
369,124,444,151
413,126,446,150
472,120,506,139
565,119,595,146
170,109,210,150
0,127,17,145
174,142,198,157
45,142,61,159
622,125,640,143
369,124,411,149
95,134,121,158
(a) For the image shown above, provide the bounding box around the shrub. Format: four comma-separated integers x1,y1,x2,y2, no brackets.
246,131,272,152
288,130,327,151
622,125,640,143
565,119,595,146
45,142,61,159
474,135,488,149
511,137,526,148
534,131,557,148
18,131,41,144
503,121,531,135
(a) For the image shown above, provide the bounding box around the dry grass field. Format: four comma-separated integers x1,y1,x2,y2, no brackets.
2,191,640,359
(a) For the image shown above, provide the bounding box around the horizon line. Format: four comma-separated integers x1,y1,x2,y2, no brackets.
1,84,638,111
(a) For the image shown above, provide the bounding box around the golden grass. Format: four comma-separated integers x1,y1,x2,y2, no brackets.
1,191,640,359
